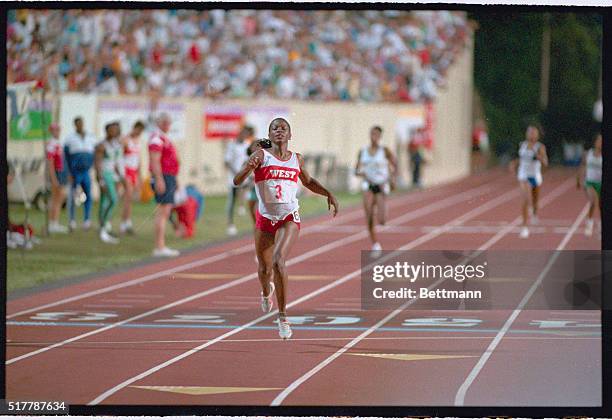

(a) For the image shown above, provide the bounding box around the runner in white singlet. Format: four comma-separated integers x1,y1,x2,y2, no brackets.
355,126,397,255
578,133,602,236
233,118,339,340
510,124,548,239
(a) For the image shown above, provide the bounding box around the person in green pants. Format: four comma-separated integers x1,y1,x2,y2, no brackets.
95,122,124,244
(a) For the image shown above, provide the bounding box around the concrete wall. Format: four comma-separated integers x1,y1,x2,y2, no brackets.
423,33,475,186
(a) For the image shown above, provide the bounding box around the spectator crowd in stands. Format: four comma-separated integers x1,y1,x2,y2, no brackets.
7,9,469,103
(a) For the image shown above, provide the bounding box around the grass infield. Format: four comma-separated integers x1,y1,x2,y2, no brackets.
7,191,363,293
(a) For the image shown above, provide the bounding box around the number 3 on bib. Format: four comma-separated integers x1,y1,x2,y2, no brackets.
275,185,282,200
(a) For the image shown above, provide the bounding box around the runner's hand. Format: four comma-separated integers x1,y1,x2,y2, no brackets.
327,193,339,217
247,154,261,170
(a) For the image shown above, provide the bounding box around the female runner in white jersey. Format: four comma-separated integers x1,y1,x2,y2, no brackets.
233,118,339,339
510,124,549,238
355,126,397,255
578,133,602,236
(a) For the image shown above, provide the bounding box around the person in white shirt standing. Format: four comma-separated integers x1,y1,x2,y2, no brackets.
355,126,397,256
63,116,97,231
224,125,254,236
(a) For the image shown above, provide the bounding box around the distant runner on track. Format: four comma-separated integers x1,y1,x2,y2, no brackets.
578,132,602,236
233,118,339,340
510,123,548,239
355,126,397,256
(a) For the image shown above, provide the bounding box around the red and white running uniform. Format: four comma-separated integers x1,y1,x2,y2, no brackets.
123,136,140,186
46,137,64,172
254,149,301,233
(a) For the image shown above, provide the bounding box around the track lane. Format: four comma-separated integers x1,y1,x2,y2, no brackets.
7,168,598,407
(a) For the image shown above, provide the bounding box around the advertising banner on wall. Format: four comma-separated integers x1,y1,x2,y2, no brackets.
204,106,243,140
203,104,290,141
7,82,52,141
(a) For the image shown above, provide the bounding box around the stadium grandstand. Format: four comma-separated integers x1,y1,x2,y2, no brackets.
7,9,469,102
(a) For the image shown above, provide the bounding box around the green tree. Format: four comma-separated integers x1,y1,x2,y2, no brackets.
470,11,601,161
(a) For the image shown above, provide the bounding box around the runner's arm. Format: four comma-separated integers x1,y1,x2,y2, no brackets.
233,149,263,186
384,146,398,178
355,150,364,177
537,144,549,168
297,153,338,216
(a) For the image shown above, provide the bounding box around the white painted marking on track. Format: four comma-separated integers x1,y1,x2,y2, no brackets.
453,201,589,406
88,181,524,405
101,299,151,303
7,180,495,320
7,182,496,365
6,335,600,347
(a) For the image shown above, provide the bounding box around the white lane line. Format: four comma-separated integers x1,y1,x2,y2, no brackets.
7,182,496,365
453,202,589,406
269,179,574,406
7,335,600,347
88,183,521,405
7,180,493,320
100,299,151,303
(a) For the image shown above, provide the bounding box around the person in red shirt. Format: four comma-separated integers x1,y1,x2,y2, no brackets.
148,113,181,257
46,123,68,234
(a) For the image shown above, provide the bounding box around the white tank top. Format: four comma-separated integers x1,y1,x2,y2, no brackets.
518,141,542,177
100,139,123,173
123,136,140,170
359,146,390,185
254,149,301,221
585,149,602,182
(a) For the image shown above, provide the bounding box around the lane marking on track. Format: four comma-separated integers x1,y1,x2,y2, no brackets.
88,181,527,405
6,177,482,319
453,202,590,406
130,386,282,396
5,321,601,336
101,299,151,303
270,178,575,406
347,353,477,361
7,181,499,365
6,334,601,347
172,273,242,280
7,179,498,320
177,274,336,281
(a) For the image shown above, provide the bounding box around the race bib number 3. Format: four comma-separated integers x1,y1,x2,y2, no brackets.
263,181,291,203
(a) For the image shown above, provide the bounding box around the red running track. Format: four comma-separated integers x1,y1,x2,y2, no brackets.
5,168,601,406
